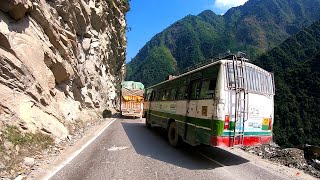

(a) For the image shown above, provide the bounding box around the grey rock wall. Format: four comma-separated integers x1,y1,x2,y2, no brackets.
0,0,128,140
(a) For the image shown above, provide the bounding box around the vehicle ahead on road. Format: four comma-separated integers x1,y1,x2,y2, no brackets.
121,81,144,118
144,55,275,147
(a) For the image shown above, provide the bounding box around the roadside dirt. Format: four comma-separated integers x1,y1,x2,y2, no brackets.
24,117,116,180
242,143,320,178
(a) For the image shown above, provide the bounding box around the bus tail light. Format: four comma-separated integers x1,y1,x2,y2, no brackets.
224,115,230,130
268,118,272,130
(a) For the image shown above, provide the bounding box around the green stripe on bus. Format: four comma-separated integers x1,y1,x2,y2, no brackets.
150,110,185,121
212,120,224,136
150,110,214,128
149,110,271,137
149,110,225,136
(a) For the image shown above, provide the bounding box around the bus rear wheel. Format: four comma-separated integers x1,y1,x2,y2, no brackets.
168,122,181,147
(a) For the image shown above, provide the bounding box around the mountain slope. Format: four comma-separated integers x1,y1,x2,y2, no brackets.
254,20,320,147
127,0,320,87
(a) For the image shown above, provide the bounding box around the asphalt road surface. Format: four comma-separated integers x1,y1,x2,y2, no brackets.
50,118,311,180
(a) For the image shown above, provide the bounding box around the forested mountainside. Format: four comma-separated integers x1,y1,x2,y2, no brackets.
127,0,320,87
254,20,320,147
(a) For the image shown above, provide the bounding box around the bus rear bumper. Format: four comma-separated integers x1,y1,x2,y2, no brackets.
210,135,272,147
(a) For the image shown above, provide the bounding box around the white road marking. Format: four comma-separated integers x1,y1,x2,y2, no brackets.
45,119,116,180
107,146,129,151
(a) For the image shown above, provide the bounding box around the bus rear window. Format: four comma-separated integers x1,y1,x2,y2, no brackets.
226,64,274,95
227,63,235,88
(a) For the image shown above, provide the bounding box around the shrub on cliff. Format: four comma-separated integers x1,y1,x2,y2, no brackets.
102,109,112,118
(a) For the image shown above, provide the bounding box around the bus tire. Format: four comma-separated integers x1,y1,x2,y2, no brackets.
145,113,151,129
168,121,181,147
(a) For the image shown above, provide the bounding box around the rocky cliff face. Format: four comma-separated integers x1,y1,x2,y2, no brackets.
0,0,128,141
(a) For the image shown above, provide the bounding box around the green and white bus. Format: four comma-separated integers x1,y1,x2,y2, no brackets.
143,55,275,147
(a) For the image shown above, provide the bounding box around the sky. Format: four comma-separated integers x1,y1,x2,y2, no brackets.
126,0,248,62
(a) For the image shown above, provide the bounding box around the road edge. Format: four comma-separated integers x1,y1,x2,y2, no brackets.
29,118,117,180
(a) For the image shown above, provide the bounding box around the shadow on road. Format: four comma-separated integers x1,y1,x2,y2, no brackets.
119,115,142,119
121,120,249,170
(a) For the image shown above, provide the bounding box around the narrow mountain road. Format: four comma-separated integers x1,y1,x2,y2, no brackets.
49,118,315,180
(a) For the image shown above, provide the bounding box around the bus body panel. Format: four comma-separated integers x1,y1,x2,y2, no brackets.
144,59,274,147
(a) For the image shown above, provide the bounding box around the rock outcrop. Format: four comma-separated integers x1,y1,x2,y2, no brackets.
0,0,129,140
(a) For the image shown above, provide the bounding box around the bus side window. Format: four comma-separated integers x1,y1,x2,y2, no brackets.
169,88,176,100
208,79,216,97
144,92,147,100
162,90,166,101
150,91,155,101
163,90,170,101
176,86,186,100
190,81,201,100
175,88,180,100
200,79,216,99
155,91,160,101
159,91,162,101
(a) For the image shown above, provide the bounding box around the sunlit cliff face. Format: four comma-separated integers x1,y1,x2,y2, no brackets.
0,0,129,140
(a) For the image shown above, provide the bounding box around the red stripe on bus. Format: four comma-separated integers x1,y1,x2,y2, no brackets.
210,136,272,147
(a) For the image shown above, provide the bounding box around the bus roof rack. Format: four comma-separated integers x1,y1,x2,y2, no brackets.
178,53,249,75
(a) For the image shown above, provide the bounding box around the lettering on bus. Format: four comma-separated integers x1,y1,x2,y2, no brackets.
249,106,260,117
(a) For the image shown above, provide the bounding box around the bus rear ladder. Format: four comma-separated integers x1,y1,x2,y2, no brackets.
231,55,248,147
